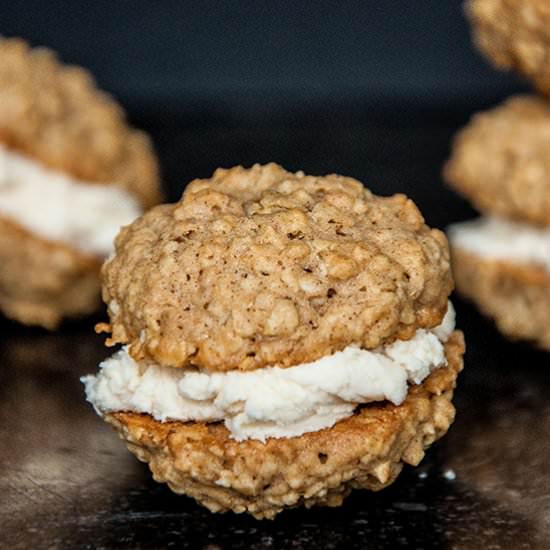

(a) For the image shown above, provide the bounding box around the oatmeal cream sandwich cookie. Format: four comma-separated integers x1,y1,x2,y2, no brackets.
83,163,464,519
466,0,550,96
445,96,550,349
0,38,161,328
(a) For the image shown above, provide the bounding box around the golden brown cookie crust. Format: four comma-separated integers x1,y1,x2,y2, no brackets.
100,163,453,371
105,331,464,520
444,95,550,227
467,0,550,95
0,37,161,208
0,215,101,329
452,246,550,350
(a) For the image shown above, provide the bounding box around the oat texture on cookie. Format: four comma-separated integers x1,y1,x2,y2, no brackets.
0,38,160,207
100,163,452,371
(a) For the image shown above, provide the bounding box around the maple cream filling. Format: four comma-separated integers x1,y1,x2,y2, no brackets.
0,144,141,257
449,216,550,271
83,302,455,442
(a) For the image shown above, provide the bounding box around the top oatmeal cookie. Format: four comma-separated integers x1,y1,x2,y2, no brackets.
100,163,452,371
466,0,550,95
444,95,550,227
0,37,160,207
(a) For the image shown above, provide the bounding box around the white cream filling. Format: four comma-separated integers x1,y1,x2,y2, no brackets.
0,144,142,257
81,302,455,441
82,303,455,442
448,216,550,272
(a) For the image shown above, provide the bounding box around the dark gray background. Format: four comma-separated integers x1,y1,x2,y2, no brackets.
0,0,527,117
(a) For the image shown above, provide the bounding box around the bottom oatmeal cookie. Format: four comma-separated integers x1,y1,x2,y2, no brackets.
449,216,550,350
452,248,550,351
97,333,464,519
0,216,101,328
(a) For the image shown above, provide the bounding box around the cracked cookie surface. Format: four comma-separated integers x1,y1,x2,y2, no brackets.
101,163,452,371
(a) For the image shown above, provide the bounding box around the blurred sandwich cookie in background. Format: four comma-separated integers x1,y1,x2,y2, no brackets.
445,96,550,350
0,38,161,329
